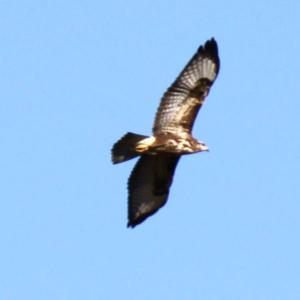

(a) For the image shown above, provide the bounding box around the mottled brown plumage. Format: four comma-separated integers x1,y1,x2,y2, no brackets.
112,38,220,227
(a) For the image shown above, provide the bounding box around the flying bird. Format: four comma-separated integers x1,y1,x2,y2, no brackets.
112,38,220,227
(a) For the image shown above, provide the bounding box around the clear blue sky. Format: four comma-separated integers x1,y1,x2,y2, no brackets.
1,1,300,299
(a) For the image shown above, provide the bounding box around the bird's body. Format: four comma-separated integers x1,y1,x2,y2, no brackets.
135,132,208,155
112,38,220,227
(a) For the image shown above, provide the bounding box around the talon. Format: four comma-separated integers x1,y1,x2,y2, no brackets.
135,144,149,152
135,136,156,153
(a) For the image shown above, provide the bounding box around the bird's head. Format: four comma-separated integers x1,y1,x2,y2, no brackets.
198,141,209,152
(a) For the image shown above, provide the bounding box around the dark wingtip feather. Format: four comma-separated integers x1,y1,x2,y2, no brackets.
196,37,220,75
203,37,220,74
127,213,149,228
127,221,137,228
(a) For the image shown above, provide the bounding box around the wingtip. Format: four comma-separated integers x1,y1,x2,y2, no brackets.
127,217,141,228
127,221,136,228
204,37,218,55
201,37,220,74
127,214,143,228
207,37,217,45
127,206,153,229
209,37,217,45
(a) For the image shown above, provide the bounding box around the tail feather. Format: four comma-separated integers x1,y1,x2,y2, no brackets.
111,132,148,164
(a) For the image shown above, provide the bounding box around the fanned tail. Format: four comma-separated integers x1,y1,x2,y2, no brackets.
111,132,148,164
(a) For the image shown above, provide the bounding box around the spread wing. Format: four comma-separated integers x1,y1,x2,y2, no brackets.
127,154,180,227
153,38,220,135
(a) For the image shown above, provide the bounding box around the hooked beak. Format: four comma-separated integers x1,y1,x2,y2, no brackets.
200,144,209,152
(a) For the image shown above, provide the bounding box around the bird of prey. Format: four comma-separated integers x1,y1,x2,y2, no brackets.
112,38,220,227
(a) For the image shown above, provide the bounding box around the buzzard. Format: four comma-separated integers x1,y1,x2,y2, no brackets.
112,38,220,227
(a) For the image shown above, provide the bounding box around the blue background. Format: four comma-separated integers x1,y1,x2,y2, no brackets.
1,1,299,299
